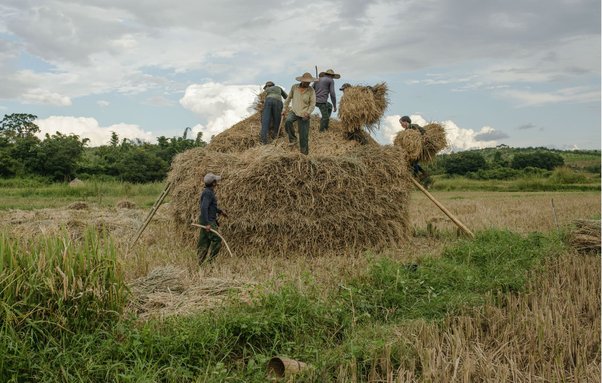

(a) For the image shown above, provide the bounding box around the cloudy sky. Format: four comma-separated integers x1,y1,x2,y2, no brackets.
0,0,600,150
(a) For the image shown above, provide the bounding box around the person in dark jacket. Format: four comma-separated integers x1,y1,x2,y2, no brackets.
260,81,288,143
197,173,227,264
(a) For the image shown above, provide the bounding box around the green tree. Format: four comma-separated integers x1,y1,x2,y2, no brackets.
442,151,487,175
116,147,168,183
511,151,564,170
35,132,88,181
0,113,40,140
0,113,41,176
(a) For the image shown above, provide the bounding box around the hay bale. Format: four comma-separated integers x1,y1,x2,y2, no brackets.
116,200,137,209
68,201,89,210
168,144,412,257
393,122,448,164
338,83,389,133
420,123,447,163
568,220,601,254
69,178,84,187
393,129,423,161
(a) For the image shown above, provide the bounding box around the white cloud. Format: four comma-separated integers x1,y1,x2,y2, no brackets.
180,82,259,140
498,86,600,106
35,116,155,146
378,114,502,151
22,88,72,106
97,100,110,107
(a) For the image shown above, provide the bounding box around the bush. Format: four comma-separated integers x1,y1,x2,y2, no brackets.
549,167,589,184
466,167,522,180
511,151,564,170
442,151,487,175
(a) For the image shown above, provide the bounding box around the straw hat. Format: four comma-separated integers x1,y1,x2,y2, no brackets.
319,69,341,79
295,72,319,82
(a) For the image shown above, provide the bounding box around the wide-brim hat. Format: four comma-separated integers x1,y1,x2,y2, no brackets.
319,69,341,79
295,72,319,82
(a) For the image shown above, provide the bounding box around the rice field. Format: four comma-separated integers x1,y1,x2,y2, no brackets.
0,182,599,382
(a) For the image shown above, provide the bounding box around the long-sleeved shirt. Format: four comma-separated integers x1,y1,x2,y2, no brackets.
264,85,288,102
312,76,336,105
284,84,316,117
199,187,222,225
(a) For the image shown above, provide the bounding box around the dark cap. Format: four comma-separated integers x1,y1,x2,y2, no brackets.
400,116,411,123
339,83,351,91
263,81,275,90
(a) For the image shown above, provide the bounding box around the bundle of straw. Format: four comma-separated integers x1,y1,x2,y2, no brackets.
568,219,601,254
338,83,389,133
393,129,422,161
393,122,448,163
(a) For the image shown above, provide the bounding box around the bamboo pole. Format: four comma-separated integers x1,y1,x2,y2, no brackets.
191,223,234,258
410,177,475,239
130,181,172,248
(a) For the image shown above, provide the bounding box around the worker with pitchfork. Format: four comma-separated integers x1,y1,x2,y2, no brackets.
197,172,227,264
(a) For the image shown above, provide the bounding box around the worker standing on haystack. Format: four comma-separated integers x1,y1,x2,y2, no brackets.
197,173,227,264
260,81,288,144
313,69,340,132
283,72,318,155
399,115,432,187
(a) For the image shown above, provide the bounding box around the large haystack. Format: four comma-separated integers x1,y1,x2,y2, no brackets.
168,143,412,256
167,82,445,257
338,83,389,133
394,123,447,163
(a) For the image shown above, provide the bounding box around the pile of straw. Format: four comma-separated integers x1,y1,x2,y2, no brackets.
568,219,601,254
128,266,253,318
168,131,412,257
393,123,447,163
338,83,389,133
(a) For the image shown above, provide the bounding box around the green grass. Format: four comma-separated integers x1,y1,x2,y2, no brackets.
0,179,165,210
1,229,565,382
431,174,600,192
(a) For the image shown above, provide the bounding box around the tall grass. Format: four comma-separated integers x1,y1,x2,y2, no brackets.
3,229,590,382
0,230,128,337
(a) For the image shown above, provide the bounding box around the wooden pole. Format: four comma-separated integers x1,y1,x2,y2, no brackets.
274,113,286,145
191,223,234,258
130,181,172,248
550,198,559,230
410,177,475,239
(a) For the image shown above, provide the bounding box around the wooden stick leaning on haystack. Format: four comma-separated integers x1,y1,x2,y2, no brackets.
191,223,235,257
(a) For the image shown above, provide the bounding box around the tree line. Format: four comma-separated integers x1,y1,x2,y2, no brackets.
0,113,206,183
429,146,600,179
